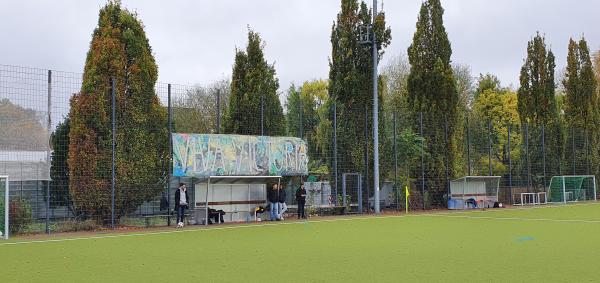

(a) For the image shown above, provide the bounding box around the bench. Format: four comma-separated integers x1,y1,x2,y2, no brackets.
196,200,266,224
141,212,191,227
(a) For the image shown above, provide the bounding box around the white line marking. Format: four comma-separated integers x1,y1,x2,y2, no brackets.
419,214,600,224
0,215,396,246
438,201,600,216
1,202,598,246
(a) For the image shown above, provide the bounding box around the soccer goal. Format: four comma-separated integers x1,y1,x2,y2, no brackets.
448,176,501,210
548,175,597,203
0,175,8,240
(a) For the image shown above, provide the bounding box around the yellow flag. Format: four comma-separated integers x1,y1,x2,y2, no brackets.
404,186,410,214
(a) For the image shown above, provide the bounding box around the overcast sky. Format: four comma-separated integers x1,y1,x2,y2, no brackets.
1,0,599,93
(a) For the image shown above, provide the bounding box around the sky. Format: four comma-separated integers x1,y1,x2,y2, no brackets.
1,0,599,94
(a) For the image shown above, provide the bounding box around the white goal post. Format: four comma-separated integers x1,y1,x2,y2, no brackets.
0,175,8,240
548,175,597,204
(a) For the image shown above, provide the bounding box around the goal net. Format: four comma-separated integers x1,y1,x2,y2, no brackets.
0,176,8,239
449,176,501,210
548,175,597,203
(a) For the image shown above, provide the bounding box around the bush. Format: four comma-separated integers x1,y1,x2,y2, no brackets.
57,220,98,232
9,197,33,234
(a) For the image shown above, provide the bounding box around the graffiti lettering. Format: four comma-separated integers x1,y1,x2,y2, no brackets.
172,134,308,177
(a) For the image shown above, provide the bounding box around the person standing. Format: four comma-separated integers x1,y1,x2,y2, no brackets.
268,184,280,221
278,184,287,220
295,183,307,219
174,183,189,228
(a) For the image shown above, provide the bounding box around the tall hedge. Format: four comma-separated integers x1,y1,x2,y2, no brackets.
68,2,168,223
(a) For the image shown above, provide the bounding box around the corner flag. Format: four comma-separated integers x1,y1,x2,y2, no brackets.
404,186,409,214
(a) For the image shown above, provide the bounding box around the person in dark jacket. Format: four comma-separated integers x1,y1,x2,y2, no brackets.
267,184,280,221
174,183,189,228
295,184,307,219
277,184,287,220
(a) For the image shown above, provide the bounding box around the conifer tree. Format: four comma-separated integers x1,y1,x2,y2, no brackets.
517,33,563,184
407,0,457,207
563,37,598,175
224,29,284,136
564,37,597,127
68,1,168,222
328,0,391,185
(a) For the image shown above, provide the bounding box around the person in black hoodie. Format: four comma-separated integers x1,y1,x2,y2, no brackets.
295,183,307,219
174,183,189,228
267,184,280,221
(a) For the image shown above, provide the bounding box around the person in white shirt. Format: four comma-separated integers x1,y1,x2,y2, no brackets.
277,184,287,220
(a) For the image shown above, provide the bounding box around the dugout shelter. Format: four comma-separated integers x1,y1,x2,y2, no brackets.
448,176,500,210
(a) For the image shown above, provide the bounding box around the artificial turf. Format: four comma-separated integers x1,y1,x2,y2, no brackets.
2,203,600,282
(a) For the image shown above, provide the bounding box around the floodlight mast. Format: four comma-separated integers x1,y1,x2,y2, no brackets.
372,0,380,214
358,0,381,214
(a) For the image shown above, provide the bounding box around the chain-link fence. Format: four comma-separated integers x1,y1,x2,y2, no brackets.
1,64,599,236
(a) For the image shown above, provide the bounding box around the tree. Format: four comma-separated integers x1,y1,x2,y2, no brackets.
471,89,521,176
381,55,428,186
563,37,597,127
172,79,230,134
285,84,302,138
0,98,48,151
517,33,563,188
285,80,329,173
475,73,502,100
594,49,600,183
563,37,598,176
381,54,410,112
68,2,168,223
328,0,391,192
285,80,327,139
224,29,284,136
518,33,559,125
454,64,475,109
50,118,72,211
595,50,600,81
407,0,458,207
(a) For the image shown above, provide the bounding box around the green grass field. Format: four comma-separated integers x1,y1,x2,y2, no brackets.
2,203,600,282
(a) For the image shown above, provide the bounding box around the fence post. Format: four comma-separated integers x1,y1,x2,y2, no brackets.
393,112,398,210
299,93,303,139
333,102,338,205
260,94,264,136
542,123,547,190
525,123,531,192
420,112,425,210
466,113,471,176
444,117,450,200
508,124,512,204
488,120,492,176
364,104,369,213
216,89,221,134
46,70,51,235
111,77,116,229
572,127,576,175
586,129,590,175
167,84,172,226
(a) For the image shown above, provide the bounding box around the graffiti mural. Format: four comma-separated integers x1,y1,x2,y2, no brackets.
172,134,308,177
